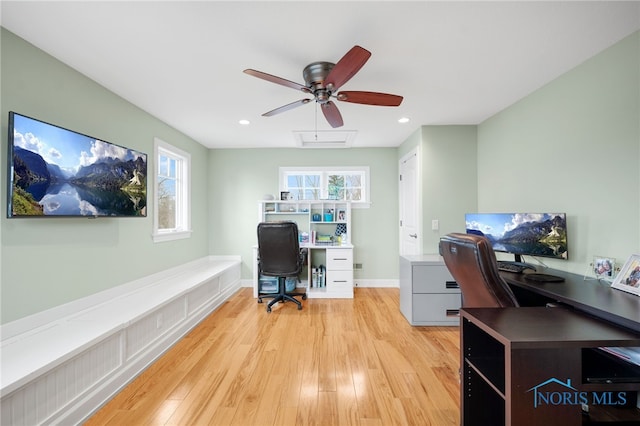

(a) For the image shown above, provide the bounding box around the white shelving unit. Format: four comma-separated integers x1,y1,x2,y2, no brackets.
254,200,354,299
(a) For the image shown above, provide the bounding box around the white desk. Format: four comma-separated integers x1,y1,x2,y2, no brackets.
253,244,354,299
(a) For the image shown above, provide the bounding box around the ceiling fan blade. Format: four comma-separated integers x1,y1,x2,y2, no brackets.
244,69,310,93
324,45,371,91
337,91,403,106
321,101,344,128
262,99,312,117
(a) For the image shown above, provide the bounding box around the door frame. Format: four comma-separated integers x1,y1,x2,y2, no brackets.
399,147,423,256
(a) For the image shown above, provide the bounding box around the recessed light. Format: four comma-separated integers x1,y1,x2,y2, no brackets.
398,117,410,124
239,119,250,125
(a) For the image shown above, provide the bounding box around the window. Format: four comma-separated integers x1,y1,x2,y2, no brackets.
279,167,370,206
153,138,191,242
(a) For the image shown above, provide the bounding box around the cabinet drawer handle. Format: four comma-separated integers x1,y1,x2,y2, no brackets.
446,309,460,317
333,258,348,261
333,280,348,283
445,281,459,289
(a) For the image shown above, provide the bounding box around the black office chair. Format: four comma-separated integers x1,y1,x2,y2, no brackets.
439,232,519,308
257,221,307,312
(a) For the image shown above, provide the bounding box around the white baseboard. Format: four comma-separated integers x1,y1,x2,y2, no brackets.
242,278,399,289
354,279,399,288
240,278,400,288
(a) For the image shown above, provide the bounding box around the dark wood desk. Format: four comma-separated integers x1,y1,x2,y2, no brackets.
501,269,640,333
457,269,640,425
461,307,640,426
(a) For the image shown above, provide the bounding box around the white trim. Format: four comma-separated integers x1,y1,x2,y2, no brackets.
292,130,356,148
353,279,399,288
399,147,422,255
279,166,371,205
152,138,192,242
152,229,193,243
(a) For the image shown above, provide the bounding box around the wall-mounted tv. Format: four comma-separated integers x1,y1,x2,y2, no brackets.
7,111,147,217
465,212,568,262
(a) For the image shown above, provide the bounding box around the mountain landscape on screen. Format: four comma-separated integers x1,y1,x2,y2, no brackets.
9,112,147,217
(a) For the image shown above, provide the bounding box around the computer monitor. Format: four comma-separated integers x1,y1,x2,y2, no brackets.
465,212,568,263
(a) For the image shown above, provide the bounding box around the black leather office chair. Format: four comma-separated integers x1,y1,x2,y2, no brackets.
439,232,519,308
257,221,307,312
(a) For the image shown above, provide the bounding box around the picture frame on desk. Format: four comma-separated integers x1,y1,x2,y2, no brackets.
611,254,640,296
280,191,290,201
593,256,615,278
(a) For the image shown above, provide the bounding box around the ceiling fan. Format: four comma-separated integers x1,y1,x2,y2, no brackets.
244,45,403,128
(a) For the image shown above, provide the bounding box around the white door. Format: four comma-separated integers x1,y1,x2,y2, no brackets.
399,148,421,255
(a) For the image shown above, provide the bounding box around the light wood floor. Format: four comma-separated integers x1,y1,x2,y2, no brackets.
86,287,460,425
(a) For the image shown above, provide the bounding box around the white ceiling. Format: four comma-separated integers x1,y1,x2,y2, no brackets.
2,1,639,149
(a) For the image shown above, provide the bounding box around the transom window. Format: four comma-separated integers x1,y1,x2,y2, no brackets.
279,167,370,206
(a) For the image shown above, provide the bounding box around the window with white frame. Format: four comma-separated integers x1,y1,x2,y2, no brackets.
153,138,191,242
279,167,370,206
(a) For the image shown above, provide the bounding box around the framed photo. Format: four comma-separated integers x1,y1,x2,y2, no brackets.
611,254,640,296
280,191,290,201
593,256,615,278
337,209,346,221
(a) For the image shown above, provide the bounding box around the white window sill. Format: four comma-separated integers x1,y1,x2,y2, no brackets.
152,229,192,243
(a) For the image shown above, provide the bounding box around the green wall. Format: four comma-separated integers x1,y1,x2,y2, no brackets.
208,148,400,282
401,31,639,274
1,28,211,323
397,126,477,254
477,31,640,274
421,126,477,252
2,24,638,325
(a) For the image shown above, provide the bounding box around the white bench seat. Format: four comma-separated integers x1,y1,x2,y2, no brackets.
1,256,241,425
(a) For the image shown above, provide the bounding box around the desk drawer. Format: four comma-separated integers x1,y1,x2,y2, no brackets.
412,293,461,323
327,248,353,270
412,265,458,293
327,270,353,289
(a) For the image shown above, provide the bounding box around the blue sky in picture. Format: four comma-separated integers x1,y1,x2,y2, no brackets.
12,113,144,175
466,213,561,238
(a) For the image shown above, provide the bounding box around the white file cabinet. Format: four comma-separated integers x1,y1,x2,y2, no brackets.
399,254,461,326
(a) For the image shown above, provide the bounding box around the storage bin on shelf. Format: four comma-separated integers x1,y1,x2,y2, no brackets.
259,276,297,293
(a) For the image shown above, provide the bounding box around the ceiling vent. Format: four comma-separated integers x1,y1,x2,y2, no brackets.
293,130,357,148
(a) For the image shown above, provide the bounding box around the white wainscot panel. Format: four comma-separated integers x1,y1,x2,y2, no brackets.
1,333,121,425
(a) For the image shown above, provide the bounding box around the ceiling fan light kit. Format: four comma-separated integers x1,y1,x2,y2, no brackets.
244,45,403,128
